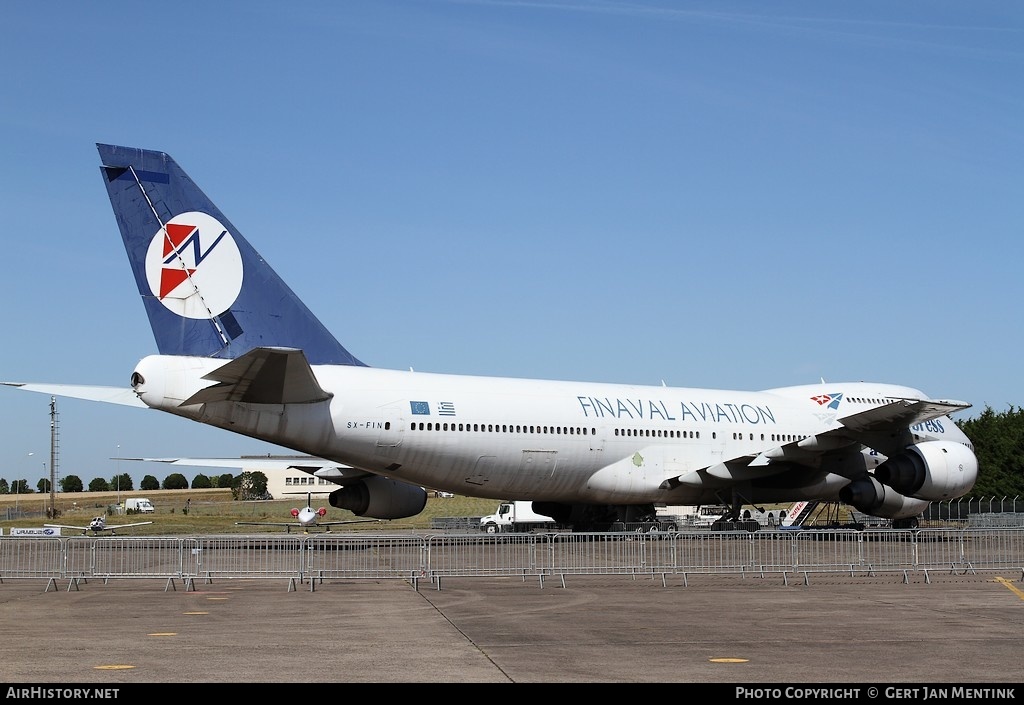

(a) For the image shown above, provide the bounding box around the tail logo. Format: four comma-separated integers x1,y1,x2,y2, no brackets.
145,211,243,319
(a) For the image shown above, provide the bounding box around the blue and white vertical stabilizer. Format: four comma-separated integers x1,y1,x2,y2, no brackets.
97,143,365,366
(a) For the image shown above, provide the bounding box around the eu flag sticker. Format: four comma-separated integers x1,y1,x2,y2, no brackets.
410,401,430,415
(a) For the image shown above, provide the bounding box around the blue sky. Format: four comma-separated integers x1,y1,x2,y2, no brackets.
1,1,1021,489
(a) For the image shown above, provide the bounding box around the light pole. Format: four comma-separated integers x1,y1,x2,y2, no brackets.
19,452,32,513
116,444,121,509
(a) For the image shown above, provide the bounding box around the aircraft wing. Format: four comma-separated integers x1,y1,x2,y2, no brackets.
832,397,971,434
120,456,372,485
2,382,146,408
764,397,971,462
42,521,152,532
666,396,973,488
235,518,383,533
235,519,381,527
783,397,973,459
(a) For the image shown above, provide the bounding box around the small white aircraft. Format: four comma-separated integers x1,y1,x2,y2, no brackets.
44,516,153,536
236,492,381,533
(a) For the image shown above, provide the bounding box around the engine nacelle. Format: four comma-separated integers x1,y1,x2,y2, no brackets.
838,476,930,520
874,441,978,501
329,476,427,519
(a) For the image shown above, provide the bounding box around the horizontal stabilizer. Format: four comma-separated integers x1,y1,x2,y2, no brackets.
182,347,332,405
2,382,147,408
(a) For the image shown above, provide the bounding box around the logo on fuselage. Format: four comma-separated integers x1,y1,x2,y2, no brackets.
811,393,843,410
145,212,243,319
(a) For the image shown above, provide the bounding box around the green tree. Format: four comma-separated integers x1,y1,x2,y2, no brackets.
60,475,84,493
215,472,234,490
0,478,9,494
110,472,134,493
233,471,269,500
140,475,160,491
88,477,110,492
957,405,1024,498
162,472,189,490
11,479,32,494
191,473,212,489
36,478,50,493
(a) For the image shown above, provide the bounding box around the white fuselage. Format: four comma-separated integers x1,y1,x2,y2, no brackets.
132,355,973,506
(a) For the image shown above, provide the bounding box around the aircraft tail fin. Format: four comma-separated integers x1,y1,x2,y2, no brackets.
96,144,365,366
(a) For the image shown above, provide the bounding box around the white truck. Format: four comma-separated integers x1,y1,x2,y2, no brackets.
124,498,155,514
480,501,559,533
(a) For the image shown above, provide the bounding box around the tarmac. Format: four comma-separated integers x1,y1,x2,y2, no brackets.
1,569,1022,688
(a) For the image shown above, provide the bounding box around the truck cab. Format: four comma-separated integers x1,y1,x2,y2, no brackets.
480,501,557,533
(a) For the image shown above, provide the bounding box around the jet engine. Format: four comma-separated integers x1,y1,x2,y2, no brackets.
838,476,930,520
328,475,427,520
874,441,978,501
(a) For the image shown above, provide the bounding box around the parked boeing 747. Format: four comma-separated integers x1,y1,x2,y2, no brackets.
4,144,979,531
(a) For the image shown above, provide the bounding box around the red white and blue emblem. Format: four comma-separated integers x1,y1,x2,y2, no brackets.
145,212,243,319
810,393,843,410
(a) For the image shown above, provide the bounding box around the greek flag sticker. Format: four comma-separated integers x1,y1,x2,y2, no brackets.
410,401,430,415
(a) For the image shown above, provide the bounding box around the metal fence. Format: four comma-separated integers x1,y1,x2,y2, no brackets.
1,528,1022,593
926,496,1024,519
